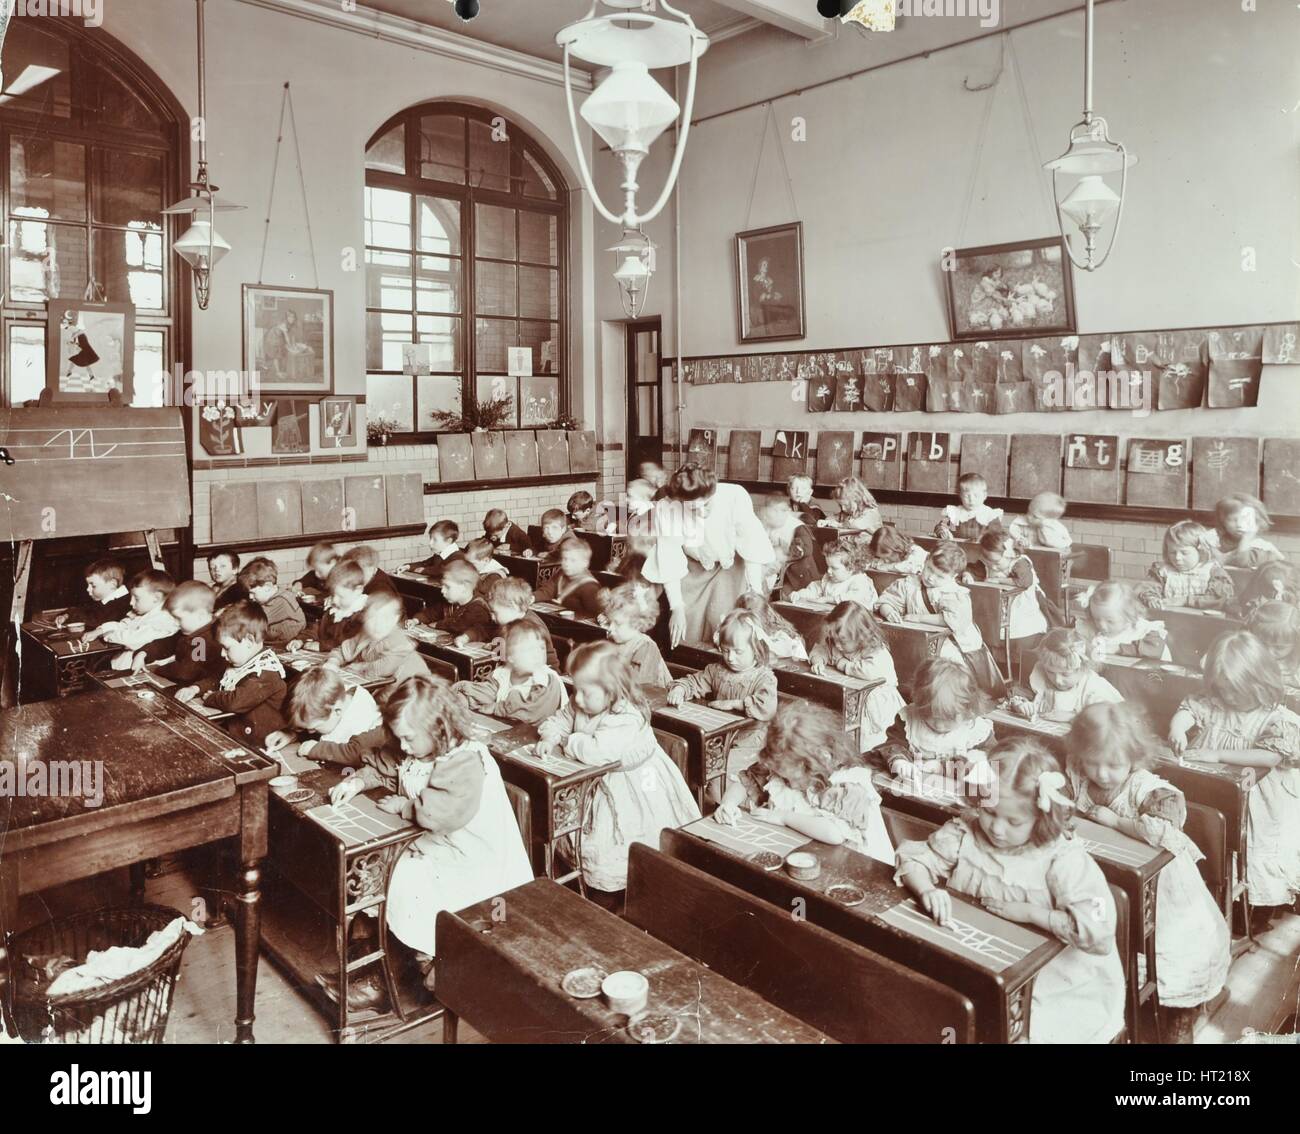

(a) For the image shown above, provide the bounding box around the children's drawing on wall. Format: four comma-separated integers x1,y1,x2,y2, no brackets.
402,342,432,376
272,399,311,454
520,376,559,427
46,302,133,403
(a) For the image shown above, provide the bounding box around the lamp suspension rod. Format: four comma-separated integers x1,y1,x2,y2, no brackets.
196,0,207,172
1082,0,1094,122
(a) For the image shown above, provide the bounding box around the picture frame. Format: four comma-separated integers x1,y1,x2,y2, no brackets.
271,398,312,455
320,397,356,448
943,237,1076,341
735,222,806,344
45,301,134,403
243,284,334,393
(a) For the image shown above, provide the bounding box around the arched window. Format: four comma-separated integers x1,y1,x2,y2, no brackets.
364,103,567,439
0,19,186,407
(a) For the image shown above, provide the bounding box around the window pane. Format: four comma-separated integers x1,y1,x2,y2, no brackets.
519,320,559,375
90,61,162,131
95,228,164,309
9,323,47,404
92,150,163,229
518,266,557,320
418,196,461,256
416,256,461,314
133,330,166,407
0,23,72,117
518,211,557,265
366,248,412,309
475,317,514,372
366,311,413,371
8,219,87,303
419,114,465,184
364,186,411,248
520,148,557,200
418,375,461,431
10,138,85,221
366,123,405,174
476,204,515,260
476,374,518,427
416,314,462,372
468,119,510,193
637,386,658,435
366,374,414,433
475,261,516,316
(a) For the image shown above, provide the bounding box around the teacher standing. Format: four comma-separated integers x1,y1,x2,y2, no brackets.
643,464,774,648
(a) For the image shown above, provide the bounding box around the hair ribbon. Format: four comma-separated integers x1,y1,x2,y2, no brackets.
1036,770,1071,814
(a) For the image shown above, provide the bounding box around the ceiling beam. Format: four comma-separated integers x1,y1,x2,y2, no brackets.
711,0,831,41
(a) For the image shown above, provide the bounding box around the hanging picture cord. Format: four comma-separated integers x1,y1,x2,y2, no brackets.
742,102,798,230
258,82,320,287
955,36,1003,248
1007,33,1061,233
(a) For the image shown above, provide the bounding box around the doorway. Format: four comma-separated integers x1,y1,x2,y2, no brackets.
625,318,663,476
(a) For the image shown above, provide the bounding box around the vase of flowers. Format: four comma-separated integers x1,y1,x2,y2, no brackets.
366,414,399,446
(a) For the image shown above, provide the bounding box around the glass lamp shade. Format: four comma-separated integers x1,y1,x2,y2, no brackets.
174,220,231,270
580,61,679,155
1059,174,1120,228
1044,132,1137,177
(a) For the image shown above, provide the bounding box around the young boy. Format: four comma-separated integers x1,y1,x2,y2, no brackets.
534,508,569,561
342,545,399,599
328,590,430,685
208,549,246,611
567,490,595,530
484,508,531,556
452,619,566,725
293,541,338,601
464,537,509,594
176,601,288,746
265,667,383,767
402,520,467,582
762,495,825,597
239,557,307,645
935,473,1004,542
787,474,826,526
407,559,494,644
54,559,131,632
148,580,225,685
487,576,560,670
86,569,179,671
535,535,602,618
292,559,368,654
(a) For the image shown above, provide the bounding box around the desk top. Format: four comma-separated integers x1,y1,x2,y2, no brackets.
440,878,832,1044
21,611,120,658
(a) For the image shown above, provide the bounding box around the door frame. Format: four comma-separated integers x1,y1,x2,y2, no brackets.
625,316,664,475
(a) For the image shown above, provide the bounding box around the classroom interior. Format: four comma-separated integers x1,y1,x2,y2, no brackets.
1,0,1298,1047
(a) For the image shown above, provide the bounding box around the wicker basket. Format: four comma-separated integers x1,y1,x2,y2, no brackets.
10,904,193,1044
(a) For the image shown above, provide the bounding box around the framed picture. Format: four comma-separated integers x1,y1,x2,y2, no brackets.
243,285,334,393
735,222,806,344
271,398,312,455
944,237,1076,341
46,301,134,403
320,397,356,447
402,342,431,376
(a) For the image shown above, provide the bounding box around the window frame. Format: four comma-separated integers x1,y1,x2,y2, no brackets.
364,102,568,442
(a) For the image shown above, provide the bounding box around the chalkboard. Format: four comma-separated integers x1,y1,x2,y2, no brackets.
302,478,345,535
0,407,190,542
686,428,718,472
814,431,855,487
1263,439,1300,516
386,471,426,526
257,480,303,539
905,433,953,494
1125,439,1188,509
726,429,761,482
1062,433,1120,505
472,431,508,480
771,430,809,482
568,430,598,474
210,482,258,545
860,432,902,491
1191,438,1259,512
345,474,388,531
438,434,475,483
536,430,569,475
505,431,540,478
958,434,1009,497
1008,435,1062,499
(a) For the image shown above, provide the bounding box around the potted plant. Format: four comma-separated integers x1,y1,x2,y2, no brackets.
549,413,580,432
366,413,399,446
429,395,515,433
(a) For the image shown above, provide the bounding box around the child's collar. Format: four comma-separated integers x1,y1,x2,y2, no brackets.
100,584,129,604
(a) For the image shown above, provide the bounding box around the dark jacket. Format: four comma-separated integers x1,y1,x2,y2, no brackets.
213,580,248,612
777,523,826,598
365,569,401,599
196,667,287,746
419,596,495,641
489,523,531,557
154,623,224,685
75,590,133,631
535,571,602,620
407,549,469,583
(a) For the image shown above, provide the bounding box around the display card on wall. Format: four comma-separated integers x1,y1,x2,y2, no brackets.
1062,434,1120,505
958,434,1009,498
302,478,345,535
1008,435,1063,499
894,371,927,413
1124,439,1189,508
1190,438,1260,512
727,430,761,482
536,430,569,475
862,371,895,412
814,431,854,488
1263,323,1299,363
344,475,388,530
505,430,540,478
771,429,810,482
860,432,902,491
807,375,834,413
472,431,508,480
437,434,475,483
386,472,425,526
568,430,598,474
833,372,863,413
1262,439,1300,516
210,482,258,545
905,432,953,494
256,481,303,539
686,428,718,472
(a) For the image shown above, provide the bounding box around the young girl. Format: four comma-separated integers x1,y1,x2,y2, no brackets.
666,610,777,783
1246,601,1300,698
879,658,994,798
599,582,672,688
788,538,877,608
897,737,1125,1043
1212,493,1284,569
1008,628,1123,724
936,473,1003,542
717,700,894,865
809,601,906,751
862,525,928,576
327,590,430,685
962,529,1059,664
1009,492,1072,552
877,542,1006,697
453,619,567,726
1137,520,1235,612
1169,632,1300,924
1065,703,1229,1042
832,476,882,534
1231,560,1300,620
265,665,384,766
731,591,808,662
1074,581,1171,662
538,642,699,897
332,677,532,989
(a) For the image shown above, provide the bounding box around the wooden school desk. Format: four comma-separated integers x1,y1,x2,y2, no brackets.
1155,606,1242,668
435,878,832,1045
390,568,443,613
643,686,753,807
495,552,561,590
19,610,121,701
0,687,275,1043
405,625,498,681
526,525,627,573
1094,655,1204,733
531,602,608,646
660,818,1063,1044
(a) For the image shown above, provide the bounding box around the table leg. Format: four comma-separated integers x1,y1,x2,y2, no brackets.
443,1010,459,1045
233,859,262,1044
0,864,17,1037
